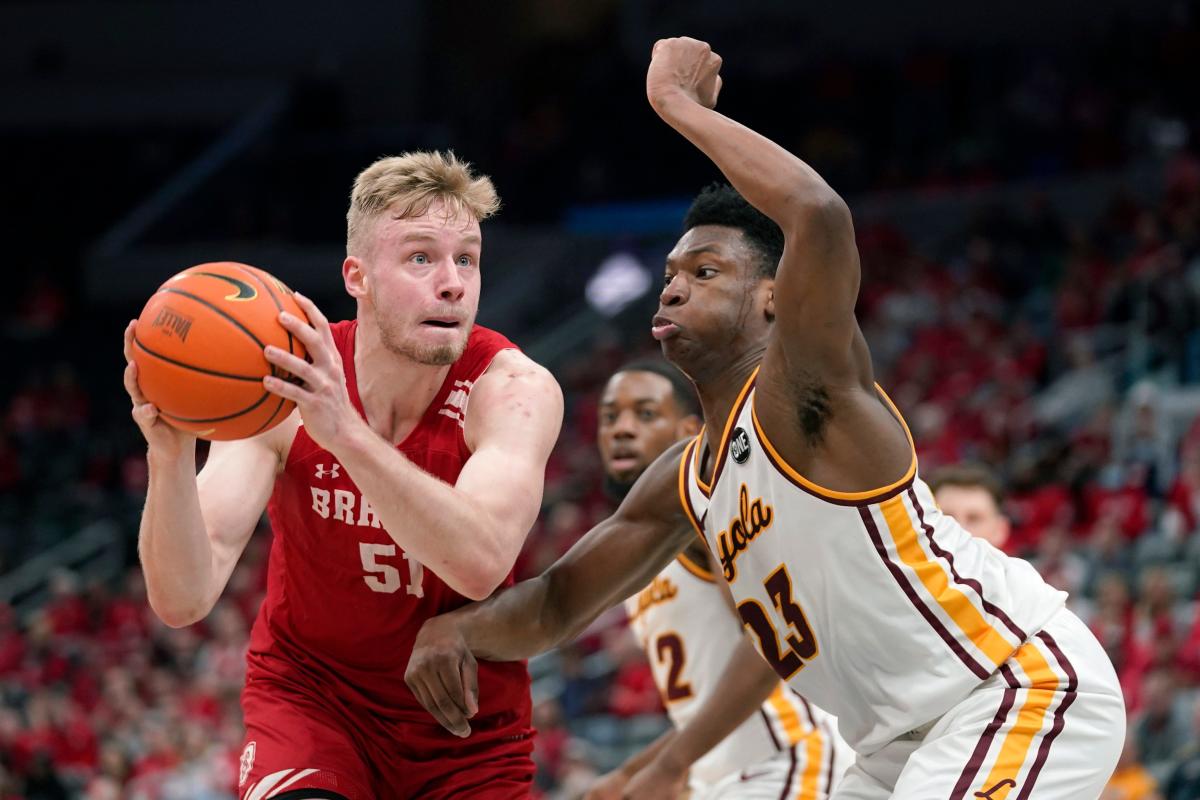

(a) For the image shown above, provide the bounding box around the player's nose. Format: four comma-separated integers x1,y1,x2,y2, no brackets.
434,259,466,302
660,273,687,306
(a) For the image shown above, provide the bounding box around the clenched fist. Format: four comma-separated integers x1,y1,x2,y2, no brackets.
646,37,723,112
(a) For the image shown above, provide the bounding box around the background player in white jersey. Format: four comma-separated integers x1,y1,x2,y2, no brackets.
586,360,848,800
406,38,1125,800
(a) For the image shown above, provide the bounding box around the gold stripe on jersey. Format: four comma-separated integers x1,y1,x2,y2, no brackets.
749,383,917,503
974,641,1061,799
797,730,826,800
676,551,715,582
693,367,760,496
767,684,811,746
878,496,1015,667
678,438,707,545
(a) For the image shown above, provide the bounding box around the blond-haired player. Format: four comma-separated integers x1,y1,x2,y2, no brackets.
406,41,1126,800
586,360,850,800
123,151,562,799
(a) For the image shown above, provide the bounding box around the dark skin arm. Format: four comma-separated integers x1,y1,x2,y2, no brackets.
405,440,696,737
648,37,911,490
620,547,783,799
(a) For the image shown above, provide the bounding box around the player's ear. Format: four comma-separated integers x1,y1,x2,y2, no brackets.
343,257,368,299
763,279,775,323
677,414,702,438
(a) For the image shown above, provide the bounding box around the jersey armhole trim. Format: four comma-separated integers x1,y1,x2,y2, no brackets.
676,551,715,582
749,383,917,506
678,438,707,547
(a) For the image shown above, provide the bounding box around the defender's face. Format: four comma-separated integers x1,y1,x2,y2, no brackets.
654,226,770,370
597,371,691,484
934,485,1010,549
348,198,482,365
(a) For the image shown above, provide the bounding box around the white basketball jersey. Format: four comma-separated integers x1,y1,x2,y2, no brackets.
680,368,1066,755
625,553,839,786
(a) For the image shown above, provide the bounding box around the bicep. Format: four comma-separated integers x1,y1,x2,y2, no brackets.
457,356,563,551
543,446,696,639
196,432,281,574
772,195,863,375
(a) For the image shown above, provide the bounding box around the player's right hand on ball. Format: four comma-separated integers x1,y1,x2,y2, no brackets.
405,615,479,738
124,320,195,458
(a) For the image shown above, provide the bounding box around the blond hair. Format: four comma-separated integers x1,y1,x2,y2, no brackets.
346,150,500,255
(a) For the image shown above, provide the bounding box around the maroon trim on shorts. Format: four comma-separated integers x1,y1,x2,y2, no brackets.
858,507,991,679
778,744,799,800
760,708,783,752
949,664,1021,800
907,489,1028,642
1013,632,1079,800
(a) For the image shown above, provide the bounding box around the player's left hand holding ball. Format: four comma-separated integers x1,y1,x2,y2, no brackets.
262,293,362,453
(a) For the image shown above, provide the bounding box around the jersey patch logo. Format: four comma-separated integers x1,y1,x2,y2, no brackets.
238,741,256,787
314,462,341,480
730,427,752,464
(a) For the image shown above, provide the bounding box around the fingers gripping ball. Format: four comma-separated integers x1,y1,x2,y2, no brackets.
131,262,309,440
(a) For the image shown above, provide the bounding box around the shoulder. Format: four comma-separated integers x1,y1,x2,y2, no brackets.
464,350,563,450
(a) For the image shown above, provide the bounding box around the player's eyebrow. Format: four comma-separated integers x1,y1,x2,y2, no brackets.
666,244,724,264
395,232,482,246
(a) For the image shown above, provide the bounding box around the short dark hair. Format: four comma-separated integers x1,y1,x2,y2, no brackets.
927,463,1005,506
613,359,700,416
682,182,784,279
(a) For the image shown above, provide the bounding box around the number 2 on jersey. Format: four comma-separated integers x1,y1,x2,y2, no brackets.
654,633,694,702
737,564,817,681
359,542,424,597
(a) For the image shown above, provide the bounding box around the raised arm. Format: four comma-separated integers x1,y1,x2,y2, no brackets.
646,37,862,376
264,295,563,600
404,440,697,737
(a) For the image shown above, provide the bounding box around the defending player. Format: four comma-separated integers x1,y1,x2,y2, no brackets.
585,360,848,800
123,152,562,799
927,463,1012,551
406,40,1125,800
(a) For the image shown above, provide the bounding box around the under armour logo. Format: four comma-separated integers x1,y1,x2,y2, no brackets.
314,462,341,480
975,779,1017,799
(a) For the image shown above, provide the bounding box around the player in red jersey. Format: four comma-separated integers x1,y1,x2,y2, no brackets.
121,151,563,800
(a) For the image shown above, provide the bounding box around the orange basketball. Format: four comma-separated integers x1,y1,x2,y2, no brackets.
131,262,309,441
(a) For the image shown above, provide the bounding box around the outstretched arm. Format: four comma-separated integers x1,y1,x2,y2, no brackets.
646,37,861,375
405,441,696,736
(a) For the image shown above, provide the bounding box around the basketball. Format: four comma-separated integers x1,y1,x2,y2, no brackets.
130,262,309,441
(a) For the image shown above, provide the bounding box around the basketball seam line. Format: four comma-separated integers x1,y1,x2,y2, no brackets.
132,336,264,382
158,387,273,423
159,287,267,350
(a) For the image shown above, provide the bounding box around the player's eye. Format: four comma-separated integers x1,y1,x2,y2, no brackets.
412,253,430,265
457,255,474,268
639,410,658,421
697,266,718,279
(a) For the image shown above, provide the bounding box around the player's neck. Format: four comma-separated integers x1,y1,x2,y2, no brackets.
694,348,763,448
353,323,452,445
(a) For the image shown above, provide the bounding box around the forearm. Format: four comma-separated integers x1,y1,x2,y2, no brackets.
620,730,678,776
656,636,780,770
650,93,843,225
137,445,216,626
335,425,511,599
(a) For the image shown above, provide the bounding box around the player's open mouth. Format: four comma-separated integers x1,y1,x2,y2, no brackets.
421,319,461,328
650,315,680,340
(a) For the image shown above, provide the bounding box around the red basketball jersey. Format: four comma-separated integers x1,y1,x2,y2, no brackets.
246,320,530,725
